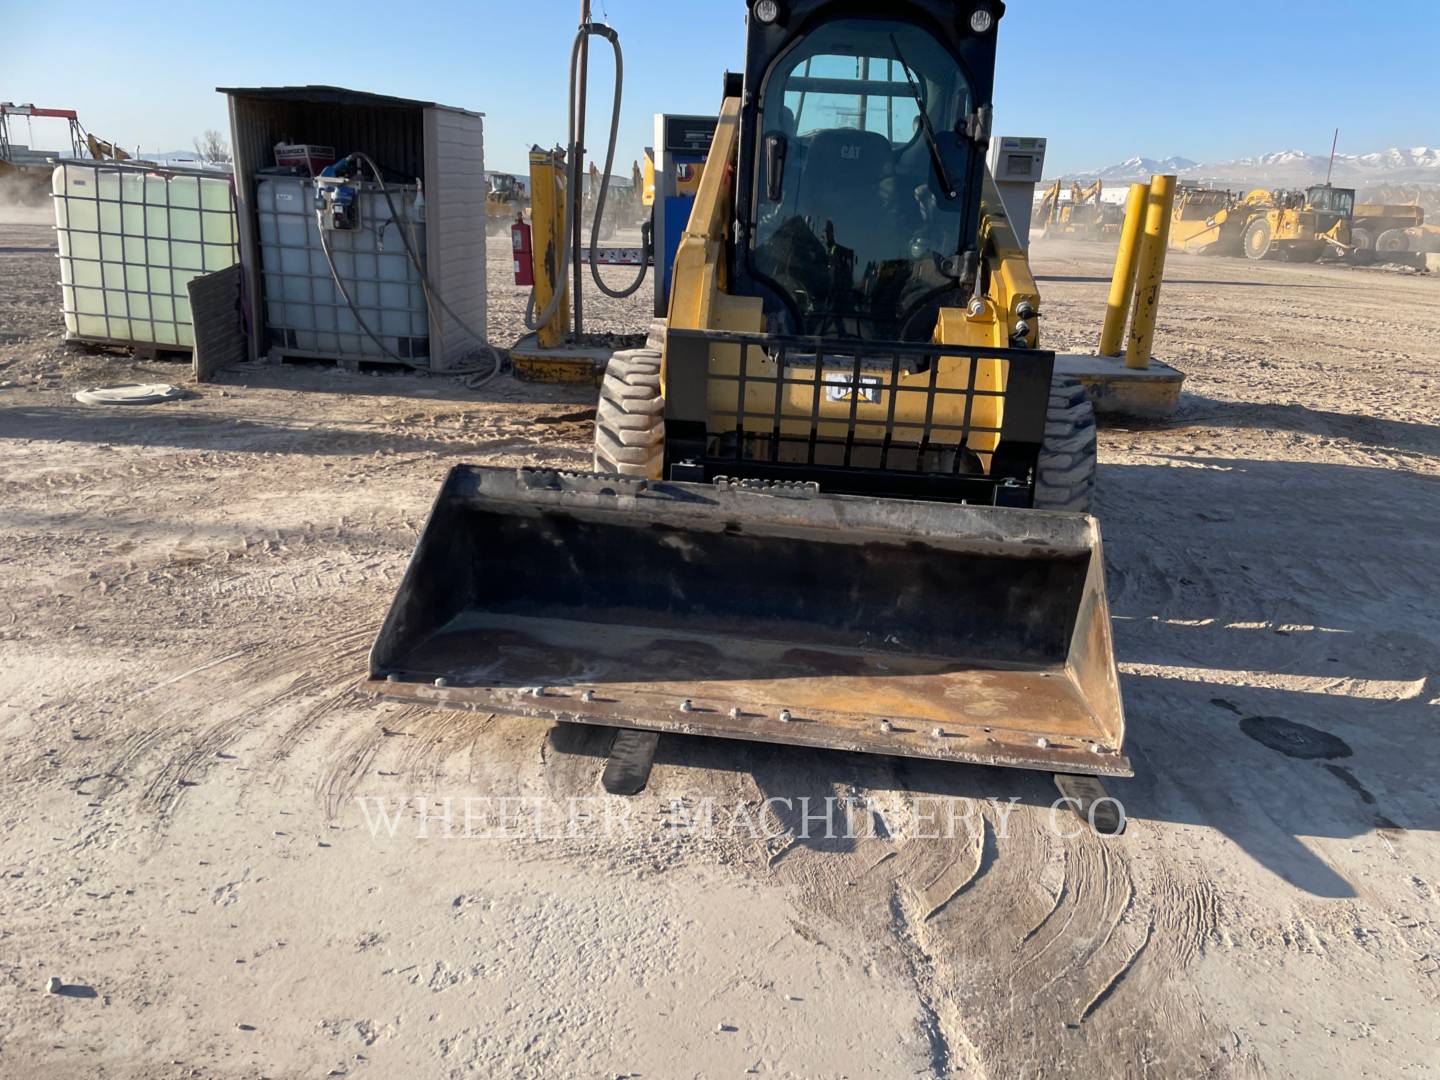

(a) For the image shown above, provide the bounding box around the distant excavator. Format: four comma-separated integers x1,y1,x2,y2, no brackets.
0,103,130,204
1032,178,1123,240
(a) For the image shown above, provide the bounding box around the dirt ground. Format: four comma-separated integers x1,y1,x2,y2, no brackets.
2,212,1438,1079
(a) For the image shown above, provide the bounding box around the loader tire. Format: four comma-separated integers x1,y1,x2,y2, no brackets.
1243,218,1273,261
1033,375,1097,514
594,348,665,479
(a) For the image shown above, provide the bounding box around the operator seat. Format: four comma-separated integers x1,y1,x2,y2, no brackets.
794,128,895,256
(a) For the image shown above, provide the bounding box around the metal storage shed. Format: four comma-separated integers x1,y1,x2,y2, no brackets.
218,85,487,372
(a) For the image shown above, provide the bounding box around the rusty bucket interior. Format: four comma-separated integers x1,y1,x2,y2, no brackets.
366,466,1129,777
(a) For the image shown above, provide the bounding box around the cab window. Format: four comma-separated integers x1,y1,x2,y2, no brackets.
751,18,973,340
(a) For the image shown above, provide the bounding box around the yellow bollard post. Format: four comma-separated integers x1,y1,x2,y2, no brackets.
1125,174,1177,370
527,147,569,349
1098,182,1150,356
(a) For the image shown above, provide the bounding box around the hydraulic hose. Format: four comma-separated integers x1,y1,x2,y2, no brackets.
348,151,506,386
320,21,643,373
585,25,649,299
526,21,648,331
316,219,408,365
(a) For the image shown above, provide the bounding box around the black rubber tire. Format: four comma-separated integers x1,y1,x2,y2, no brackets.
593,348,664,479
1376,228,1409,254
1349,227,1375,265
1033,375,1097,514
1243,217,1273,261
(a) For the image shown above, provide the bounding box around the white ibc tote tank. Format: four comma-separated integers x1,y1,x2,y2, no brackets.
52,161,239,348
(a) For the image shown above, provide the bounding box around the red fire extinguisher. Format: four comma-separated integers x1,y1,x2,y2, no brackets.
512,216,533,287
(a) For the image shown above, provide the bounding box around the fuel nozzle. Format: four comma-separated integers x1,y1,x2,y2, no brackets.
314,155,361,230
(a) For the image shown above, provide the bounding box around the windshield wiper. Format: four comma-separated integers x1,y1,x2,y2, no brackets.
890,33,957,200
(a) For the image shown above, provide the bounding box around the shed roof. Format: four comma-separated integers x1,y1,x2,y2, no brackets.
215,85,482,118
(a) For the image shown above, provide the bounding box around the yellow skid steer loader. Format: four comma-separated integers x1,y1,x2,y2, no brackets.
367,0,1129,784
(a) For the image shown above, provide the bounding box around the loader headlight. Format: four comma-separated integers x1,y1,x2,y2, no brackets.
752,0,782,25
968,4,994,33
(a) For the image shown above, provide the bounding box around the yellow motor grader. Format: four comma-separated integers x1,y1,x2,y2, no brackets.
368,0,1128,791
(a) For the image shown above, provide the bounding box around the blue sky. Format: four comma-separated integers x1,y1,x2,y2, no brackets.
5,0,1438,176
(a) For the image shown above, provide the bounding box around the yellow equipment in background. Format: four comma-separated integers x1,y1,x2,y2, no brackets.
369,0,1131,792
84,132,130,162
583,160,646,236
485,171,529,235
1032,178,1062,231
1033,177,1122,241
640,147,655,208
1236,186,1351,261
1169,183,1351,261
1350,202,1425,261
1168,186,1243,255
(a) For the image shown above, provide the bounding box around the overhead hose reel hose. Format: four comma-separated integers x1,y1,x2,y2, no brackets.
526,22,649,332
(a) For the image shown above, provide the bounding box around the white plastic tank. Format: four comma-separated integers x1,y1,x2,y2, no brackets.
254,175,428,364
52,162,238,348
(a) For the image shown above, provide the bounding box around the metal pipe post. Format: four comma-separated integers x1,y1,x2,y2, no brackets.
571,0,590,341
1098,182,1149,356
1125,174,1176,370
529,148,569,349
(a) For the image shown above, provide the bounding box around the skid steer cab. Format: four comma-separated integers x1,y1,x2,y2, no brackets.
599,0,1087,511
369,0,1130,787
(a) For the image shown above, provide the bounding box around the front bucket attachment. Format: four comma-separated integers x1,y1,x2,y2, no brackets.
366,467,1129,777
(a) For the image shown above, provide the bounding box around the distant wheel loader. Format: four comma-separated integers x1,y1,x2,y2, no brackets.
485,171,529,235
369,0,1130,786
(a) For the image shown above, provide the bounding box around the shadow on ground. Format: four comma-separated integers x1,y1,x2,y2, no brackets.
1161,395,1440,457
1037,272,1343,289
0,397,596,457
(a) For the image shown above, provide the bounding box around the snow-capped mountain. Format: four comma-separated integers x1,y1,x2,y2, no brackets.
1352,147,1440,172
1089,155,1199,181
1057,147,1440,187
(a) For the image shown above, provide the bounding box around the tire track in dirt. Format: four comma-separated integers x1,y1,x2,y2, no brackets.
82,620,380,829
752,755,1244,1078
918,814,1238,1076
314,703,440,823
886,883,981,1079
0,448,259,500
